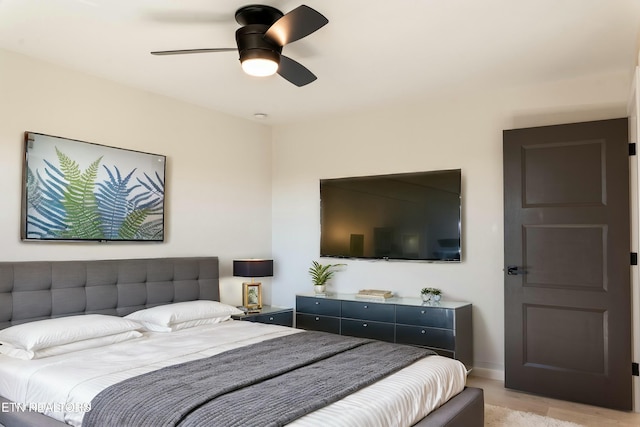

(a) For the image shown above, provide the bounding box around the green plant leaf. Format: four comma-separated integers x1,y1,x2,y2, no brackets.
308,261,345,286
56,148,104,239
118,208,149,239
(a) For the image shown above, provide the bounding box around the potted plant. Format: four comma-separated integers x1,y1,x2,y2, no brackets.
420,287,442,303
308,261,345,294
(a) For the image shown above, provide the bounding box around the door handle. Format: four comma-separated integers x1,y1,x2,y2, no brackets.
506,265,526,275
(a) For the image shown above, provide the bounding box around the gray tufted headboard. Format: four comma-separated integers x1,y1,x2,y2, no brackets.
0,257,220,330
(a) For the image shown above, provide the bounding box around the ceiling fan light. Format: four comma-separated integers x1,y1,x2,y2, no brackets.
242,58,279,77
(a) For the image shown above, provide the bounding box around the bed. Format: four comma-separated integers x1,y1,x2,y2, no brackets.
0,257,483,427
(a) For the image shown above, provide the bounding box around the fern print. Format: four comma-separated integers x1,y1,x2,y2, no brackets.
56,148,104,239
23,133,166,241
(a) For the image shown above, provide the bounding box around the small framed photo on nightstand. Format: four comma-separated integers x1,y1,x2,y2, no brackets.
243,282,262,310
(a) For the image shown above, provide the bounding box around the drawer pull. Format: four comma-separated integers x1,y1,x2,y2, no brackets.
315,317,320,321
421,330,426,334
363,323,368,327
420,310,426,314
269,317,274,321
315,301,320,305
363,305,368,309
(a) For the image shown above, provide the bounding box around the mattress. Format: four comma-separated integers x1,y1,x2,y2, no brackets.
0,320,467,427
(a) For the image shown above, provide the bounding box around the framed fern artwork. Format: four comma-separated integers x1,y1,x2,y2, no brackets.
21,132,166,242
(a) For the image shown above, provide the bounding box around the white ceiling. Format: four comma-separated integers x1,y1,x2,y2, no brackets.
1,0,640,125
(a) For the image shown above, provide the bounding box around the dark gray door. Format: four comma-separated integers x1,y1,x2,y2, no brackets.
503,118,631,410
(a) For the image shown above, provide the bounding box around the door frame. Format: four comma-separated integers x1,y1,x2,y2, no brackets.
626,66,640,413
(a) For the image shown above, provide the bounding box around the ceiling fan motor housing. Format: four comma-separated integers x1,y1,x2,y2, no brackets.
151,4,327,86
236,24,282,64
234,5,283,26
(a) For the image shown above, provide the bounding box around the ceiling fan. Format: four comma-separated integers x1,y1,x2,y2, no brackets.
151,4,328,87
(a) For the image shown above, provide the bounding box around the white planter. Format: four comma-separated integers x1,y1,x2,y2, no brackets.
421,293,442,303
314,285,326,294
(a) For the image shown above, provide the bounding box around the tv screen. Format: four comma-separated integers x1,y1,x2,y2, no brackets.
21,132,166,242
320,169,461,261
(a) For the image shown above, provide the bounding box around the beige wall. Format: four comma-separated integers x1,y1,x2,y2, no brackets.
271,70,632,378
0,49,273,305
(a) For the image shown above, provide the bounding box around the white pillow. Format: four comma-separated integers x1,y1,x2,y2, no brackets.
0,314,142,351
139,317,234,333
0,330,143,360
125,300,243,332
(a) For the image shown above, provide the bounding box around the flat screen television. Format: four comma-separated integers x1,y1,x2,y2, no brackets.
21,132,166,242
320,169,461,262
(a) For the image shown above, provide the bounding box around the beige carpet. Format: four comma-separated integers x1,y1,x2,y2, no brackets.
485,404,585,427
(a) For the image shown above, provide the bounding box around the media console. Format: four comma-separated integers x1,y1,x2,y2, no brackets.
296,293,473,369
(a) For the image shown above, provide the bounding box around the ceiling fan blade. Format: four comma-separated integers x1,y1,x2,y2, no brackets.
265,5,328,46
278,55,317,87
151,48,237,56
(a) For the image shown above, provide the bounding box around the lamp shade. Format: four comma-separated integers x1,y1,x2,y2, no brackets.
233,259,273,278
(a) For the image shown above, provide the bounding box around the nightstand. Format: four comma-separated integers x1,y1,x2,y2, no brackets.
232,305,293,327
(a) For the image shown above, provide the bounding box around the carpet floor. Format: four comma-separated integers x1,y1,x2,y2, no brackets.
485,404,585,427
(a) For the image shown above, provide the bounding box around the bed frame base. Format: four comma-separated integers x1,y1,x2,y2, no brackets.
413,386,484,427
1,387,484,427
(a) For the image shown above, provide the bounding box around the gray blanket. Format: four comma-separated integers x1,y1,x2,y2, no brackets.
84,331,435,427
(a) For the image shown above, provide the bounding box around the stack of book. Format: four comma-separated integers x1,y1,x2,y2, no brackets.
355,289,394,301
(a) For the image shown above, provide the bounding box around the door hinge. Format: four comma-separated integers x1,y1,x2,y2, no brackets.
633,363,639,376
632,253,638,266
630,143,637,156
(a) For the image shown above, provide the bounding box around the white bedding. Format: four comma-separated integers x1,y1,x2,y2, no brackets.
0,320,467,427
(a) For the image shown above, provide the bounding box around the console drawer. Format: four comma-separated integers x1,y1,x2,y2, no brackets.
341,300,395,322
341,319,395,342
395,305,454,329
295,294,472,368
296,313,340,334
395,324,455,351
296,296,341,316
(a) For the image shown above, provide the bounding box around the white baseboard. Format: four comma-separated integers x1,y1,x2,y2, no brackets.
468,366,504,382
